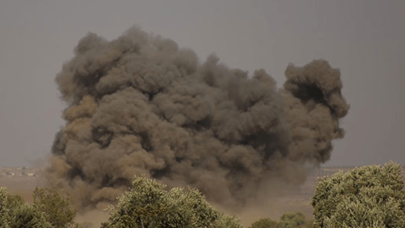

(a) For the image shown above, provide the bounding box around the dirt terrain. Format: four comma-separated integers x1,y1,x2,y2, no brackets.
0,167,45,203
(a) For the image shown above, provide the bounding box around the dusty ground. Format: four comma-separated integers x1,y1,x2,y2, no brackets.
0,176,39,203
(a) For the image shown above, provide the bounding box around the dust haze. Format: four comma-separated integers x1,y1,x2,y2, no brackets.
45,26,349,213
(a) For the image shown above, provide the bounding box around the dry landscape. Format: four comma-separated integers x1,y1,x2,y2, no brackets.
0,166,355,220
2,165,404,227
0,166,45,203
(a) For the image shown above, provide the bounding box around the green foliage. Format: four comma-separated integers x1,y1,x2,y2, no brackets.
102,175,243,228
249,218,277,228
312,162,405,228
6,193,24,207
0,187,11,228
249,212,310,228
276,212,306,228
33,187,79,228
0,187,53,228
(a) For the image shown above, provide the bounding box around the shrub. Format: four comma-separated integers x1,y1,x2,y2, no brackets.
101,175,243,228
249,218,277,228
33,187,79,228
276,212,306,228
0,187,53,228
312,162,405,228
0,187,10,227
249,212,311,228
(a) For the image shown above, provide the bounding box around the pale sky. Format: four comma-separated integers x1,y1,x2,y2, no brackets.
0,0,404,167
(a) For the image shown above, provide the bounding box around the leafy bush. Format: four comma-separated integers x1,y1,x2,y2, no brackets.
276,212,306,228
0,187,53,228
33,187,80,228
312,162,405,228
249,218,277,228
249,212,311,228
0,187,10,227
101,175,243,228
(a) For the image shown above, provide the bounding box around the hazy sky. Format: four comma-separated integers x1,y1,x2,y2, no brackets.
1,0,404,167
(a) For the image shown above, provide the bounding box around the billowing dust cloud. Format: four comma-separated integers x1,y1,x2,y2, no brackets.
46,27,349,210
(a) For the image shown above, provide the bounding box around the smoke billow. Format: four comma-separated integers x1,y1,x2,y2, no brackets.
46,27,349,210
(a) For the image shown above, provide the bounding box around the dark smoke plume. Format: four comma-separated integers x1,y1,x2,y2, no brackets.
46,27,349,209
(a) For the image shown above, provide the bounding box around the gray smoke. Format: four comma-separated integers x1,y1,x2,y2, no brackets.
46,27,349,209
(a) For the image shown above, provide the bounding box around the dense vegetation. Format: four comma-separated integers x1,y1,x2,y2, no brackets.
0,162,404,227
101,175,242,228
248,212,312,228
312,162,405,228
0,186,80,228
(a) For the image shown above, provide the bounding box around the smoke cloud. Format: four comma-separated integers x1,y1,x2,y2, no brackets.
46,27,349,210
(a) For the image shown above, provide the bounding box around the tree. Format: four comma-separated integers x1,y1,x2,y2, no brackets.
249,218,278,228
249,212,311,228
101,175,243,228
0,187,53,228
0,187,10,227
312,162,405,228
33,187,80,228
276,212,306,228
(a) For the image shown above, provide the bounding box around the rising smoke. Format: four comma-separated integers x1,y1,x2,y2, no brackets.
46,27,349,210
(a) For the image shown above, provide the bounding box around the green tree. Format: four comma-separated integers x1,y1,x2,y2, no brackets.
102,175,243,228
0,187,53,228
249,218,278,228
249,212,311,228
276,212,306,228
0,187,11,227
312,162,405,228
33,187,79,228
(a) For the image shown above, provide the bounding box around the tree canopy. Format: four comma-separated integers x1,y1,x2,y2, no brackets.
33,187,79,228
101,175,243,228
248,212,311,228
0,187,53,228
312,162,405,228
